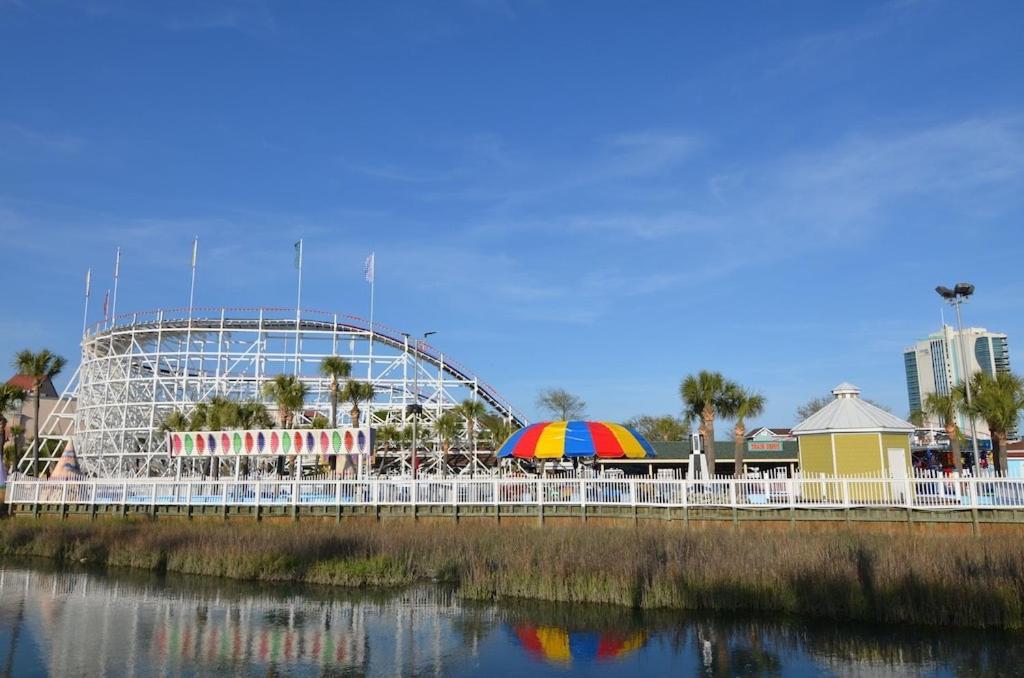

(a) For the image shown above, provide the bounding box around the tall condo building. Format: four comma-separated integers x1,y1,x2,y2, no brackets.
903,326,1010,438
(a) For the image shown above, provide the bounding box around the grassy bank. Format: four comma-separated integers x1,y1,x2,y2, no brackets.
1,519,1022,629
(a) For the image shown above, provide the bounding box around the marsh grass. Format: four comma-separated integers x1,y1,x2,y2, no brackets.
1,520,1022,628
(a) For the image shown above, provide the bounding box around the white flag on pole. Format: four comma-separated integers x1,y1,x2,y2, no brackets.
364,252,375,283
191,237,199,268
84,268,91,297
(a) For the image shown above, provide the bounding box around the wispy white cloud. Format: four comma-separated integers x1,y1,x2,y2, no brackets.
164,4,277,37
0,122,85,153
603,131,702,177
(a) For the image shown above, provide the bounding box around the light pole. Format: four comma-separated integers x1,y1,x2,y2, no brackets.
406,331,435,479
935,283,981,476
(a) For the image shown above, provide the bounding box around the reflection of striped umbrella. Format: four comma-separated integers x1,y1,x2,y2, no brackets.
514,625,646,663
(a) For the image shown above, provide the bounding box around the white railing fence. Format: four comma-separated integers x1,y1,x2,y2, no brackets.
7,476,1024,512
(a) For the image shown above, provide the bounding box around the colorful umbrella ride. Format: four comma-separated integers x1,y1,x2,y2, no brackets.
513,625,646,663
497,421,656,459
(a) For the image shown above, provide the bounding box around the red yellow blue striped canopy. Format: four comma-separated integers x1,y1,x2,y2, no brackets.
497,421,656,459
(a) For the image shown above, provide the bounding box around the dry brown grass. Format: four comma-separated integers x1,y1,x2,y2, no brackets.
1,519,1022,628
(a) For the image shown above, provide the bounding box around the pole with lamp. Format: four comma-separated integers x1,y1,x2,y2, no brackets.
404,331,435,479
935,283,982,476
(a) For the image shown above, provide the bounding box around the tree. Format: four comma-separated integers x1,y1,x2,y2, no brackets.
435,411,462,472
236,401,273,429
310,413,329,429
680,371,739,474
960,372,1024,474
160,410,191,433
262,375,307,428
8,425,23,472
262,375,308,476
13,349,67,477
0,384,26,473
206,396,241,430
724,386,767,477
481,413,518,449
457,399,486,452
340,380,375,426
376,424,399,452
922,391,964,473
536,388,586,420
796,394,891,421
623,415,689,442
319,356,352,428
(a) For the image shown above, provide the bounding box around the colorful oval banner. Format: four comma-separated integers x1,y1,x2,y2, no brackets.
167,428,374,457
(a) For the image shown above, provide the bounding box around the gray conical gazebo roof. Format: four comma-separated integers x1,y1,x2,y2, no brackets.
792,383,914,435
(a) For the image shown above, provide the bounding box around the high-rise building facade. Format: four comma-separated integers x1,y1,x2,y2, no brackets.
903,326,1011,438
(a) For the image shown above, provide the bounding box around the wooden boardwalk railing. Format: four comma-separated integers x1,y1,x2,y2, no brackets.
7,475,1024,513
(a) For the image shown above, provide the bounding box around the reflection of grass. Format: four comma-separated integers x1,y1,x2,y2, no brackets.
2,520,1024,628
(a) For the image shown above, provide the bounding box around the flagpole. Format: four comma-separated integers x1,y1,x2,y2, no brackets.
111,247,121,324
295,238,303,375
82,268,92,335
185,237,198,418
188,236,198,320
366,252,375,426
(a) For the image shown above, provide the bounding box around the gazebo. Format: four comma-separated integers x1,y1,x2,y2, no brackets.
792,383,914,477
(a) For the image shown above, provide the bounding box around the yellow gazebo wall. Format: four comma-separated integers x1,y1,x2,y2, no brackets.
833,434,884,475
798,434,834,476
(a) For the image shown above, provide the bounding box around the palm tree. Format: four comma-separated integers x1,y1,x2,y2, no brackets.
457,399,486,452
236,401,273,429
262,375,307,476
680,371,739,475
319,356,352,428
0,384,26,473
961,372,1024,474
206,396,241,430
261,375,307,428
923,391,964,473
13,349,67,477
160,410,191,433
377,424,399,452
8,425,23,473
340,380,375,426
481,413,517,450
726,386,767,477
435,411,462,473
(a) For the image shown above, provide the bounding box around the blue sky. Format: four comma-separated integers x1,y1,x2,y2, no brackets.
1,1,1022,431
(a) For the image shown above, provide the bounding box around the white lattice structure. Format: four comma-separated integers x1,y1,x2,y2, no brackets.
22,307,526,478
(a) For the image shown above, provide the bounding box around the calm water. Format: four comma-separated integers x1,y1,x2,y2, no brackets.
0,562,1020,677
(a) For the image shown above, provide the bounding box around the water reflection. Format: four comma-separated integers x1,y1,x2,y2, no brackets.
0,563,1022,677
511,626,646,664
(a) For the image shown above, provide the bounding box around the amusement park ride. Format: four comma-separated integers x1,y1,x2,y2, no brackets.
19,307,527,479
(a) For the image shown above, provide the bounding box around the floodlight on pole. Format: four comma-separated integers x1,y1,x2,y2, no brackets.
409,331,436,479
935,282,981,476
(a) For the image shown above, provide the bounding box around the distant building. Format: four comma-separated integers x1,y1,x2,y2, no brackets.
3,375,74,454
903,326,1010,438
744,427,794,441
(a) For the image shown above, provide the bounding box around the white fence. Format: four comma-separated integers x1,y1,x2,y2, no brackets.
7,475,1024,512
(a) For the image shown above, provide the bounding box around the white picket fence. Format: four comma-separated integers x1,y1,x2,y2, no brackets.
7,475,1024,512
